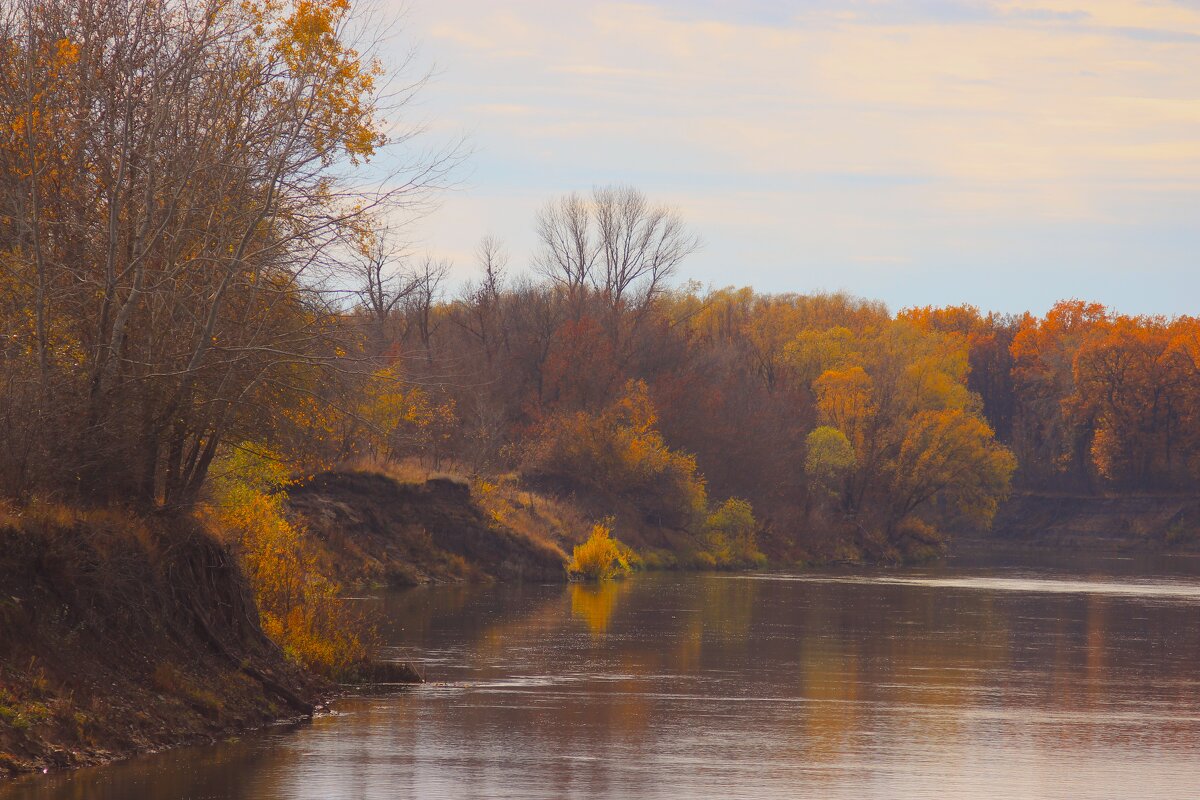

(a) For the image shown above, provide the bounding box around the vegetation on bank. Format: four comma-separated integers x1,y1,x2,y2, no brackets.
203,449,370,679
568,522,634,581
0,0,1197,776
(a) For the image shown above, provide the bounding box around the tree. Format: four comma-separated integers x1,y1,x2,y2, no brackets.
535,185,698,344
0,0,453,505
522,380,708,530
450,235,508,364
403,255,450,366
804,426,856,494
1010,300,1109,488
890,409,1015,531
796,320,1015,552
703,498,764,567
352,224,420,358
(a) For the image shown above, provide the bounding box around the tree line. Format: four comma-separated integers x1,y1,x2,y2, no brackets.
1,0,1196,564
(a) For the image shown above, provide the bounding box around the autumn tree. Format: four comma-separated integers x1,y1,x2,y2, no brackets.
522,379,708,531
1009,300,1109,488
0,0,452,505
794,320,1015,556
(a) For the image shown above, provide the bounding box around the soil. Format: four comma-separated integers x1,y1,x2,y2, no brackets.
0,512,322,779
286,471,568,586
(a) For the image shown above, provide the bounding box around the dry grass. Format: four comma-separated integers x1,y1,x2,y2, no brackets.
342,455,471,487
471,472,588,555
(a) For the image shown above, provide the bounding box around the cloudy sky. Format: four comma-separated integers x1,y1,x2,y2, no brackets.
376,0,1200,316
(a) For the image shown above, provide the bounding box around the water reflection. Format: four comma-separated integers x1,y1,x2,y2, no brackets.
7,554,1200,799
571,581,628,636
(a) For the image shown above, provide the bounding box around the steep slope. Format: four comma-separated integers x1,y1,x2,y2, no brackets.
286,471,568,586
0,510,319,778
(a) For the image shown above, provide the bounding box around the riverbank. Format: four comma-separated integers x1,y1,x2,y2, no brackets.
286,469,569,587
0,505,321,779
10,472,1194,781
0,466,581,780
983,492,1200,551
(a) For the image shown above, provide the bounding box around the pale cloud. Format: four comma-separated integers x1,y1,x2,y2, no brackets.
382,0,1200,315
469,103,537,116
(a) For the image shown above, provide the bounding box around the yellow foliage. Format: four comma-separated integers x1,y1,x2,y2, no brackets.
815,366,876,454
203,446,368,678
702,498,766,569
892,409,1016,528
805,426,856,485
570,580,629,635
358,366,458,463
568,521,632,582
794,319,1015,549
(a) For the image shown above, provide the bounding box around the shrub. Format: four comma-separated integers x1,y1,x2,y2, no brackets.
703,498,767,568
203,446,370,679
568,521,633,581
523,380,707,530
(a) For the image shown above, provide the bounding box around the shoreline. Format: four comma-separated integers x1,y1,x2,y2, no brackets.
6,484,1197,783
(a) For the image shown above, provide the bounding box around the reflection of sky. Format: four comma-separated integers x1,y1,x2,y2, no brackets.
370,0,1200,316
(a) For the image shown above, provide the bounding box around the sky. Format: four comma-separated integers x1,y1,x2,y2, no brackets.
373,0,1200,316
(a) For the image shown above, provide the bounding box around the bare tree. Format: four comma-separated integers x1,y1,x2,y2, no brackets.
535,192,594,312
534,184,699,342
450,235,508,363
352,225,421,357
405,255,450,366
593,185,700,345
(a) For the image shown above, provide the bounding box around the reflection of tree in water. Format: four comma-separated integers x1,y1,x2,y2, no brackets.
696,574,759,643
27,573,1200,800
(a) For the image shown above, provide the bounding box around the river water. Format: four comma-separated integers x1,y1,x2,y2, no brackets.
6,551,1200,799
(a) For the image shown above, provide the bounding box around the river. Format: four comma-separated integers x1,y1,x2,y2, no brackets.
6,550,1200,799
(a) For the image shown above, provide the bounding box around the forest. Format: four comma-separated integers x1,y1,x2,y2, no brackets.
1,0,1198,565
4,0,1200,791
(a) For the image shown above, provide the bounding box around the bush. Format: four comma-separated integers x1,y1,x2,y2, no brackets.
568,521,633,581
203,447,370,679
702,498,767,568
523,380,708,530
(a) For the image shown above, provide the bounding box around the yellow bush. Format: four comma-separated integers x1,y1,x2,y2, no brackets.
568,521,633,581
203,447,369,679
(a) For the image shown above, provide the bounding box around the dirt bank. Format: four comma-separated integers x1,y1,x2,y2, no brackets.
286,471,568,587
0,509,321,779
985,492,1200,550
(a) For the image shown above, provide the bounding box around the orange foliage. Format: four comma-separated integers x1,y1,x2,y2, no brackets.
1009,300,1200,488
523,380,708,530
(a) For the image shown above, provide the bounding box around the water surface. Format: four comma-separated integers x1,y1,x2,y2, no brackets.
7,551,1200,799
